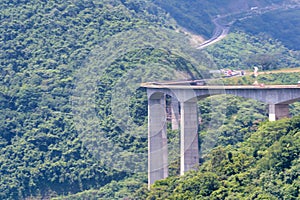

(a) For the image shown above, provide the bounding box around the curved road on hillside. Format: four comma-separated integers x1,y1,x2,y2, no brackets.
196,3,300,50
196,18,230,49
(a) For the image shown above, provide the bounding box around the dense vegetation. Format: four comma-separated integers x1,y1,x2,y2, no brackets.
153,0,300,49
1,0,300,199
205,32,300,70
234,8,300,50
0,0,183,199
136,116,300,199
153,0,281,37
55,107,300,199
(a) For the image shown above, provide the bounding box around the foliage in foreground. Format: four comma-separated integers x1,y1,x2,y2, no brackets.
135,116,300,199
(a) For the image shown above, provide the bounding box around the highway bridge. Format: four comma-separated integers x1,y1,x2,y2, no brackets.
141,82,300,188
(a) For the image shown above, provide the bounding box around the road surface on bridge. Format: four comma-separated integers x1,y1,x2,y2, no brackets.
141,82,300,90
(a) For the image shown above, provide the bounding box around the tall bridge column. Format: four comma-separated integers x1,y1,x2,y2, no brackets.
180,99,199,175
269,104,289,121
148,94,168,188
171,97,180,130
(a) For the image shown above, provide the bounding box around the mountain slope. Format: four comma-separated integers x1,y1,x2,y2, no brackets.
153,0,300,50
0,0,187,198
233,8,300,50
1,0,219,198
1,0,300,199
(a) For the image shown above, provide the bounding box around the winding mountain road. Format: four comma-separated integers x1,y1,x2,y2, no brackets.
196,2,300,49
196,18,230,49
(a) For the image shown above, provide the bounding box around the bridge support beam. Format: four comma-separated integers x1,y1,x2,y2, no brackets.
145,85,300,188
148,94,168,188
180,100,199,175
171,97,180,130
269,104,289,121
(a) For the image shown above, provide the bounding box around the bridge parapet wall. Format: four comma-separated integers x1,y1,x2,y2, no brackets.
148,87,300,104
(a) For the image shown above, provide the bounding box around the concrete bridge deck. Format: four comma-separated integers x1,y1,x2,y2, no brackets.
142,82,300,188
141,82,300,89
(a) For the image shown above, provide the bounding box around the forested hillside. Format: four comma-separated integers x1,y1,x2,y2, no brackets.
0,0,193,199
1,0,300,199
153,0,300,49
205,32,300,70
234,8,300,50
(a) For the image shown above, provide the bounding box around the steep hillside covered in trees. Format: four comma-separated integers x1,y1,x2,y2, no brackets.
1,0,300,199
234,8,300,50
0,0,190,199
153,0,300,49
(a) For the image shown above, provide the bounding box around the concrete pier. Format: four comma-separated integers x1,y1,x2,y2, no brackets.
180,100,199,175
269,104,289,121
171,97,180,130
148,93,168,187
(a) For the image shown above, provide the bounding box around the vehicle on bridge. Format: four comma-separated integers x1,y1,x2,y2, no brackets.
151,79,207,86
